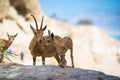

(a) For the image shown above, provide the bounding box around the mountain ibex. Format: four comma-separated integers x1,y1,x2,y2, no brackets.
29,15,62,66
0,33,18,63
44,30,74,68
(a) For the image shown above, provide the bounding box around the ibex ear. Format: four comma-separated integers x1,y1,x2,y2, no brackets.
48,30,51,36
14,33,18,37
51,33,54,39
30,24,36,34
42,25,47,31
7,33,10,39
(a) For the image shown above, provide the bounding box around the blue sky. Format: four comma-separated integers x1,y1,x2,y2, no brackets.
39,0,120,41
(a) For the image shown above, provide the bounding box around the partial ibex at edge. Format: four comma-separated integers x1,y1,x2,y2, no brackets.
0,33,18,63
29,15,62,66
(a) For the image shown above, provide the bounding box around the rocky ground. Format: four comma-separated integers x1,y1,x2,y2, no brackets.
0,65,120,80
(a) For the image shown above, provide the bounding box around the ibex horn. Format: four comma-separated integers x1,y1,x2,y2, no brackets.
31,15,38,31
40,16,44,30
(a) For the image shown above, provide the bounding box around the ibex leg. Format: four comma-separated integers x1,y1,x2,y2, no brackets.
70,48,74,68
42,57,45,65
54,54,62,67
61,55,67,66
33,56,36,65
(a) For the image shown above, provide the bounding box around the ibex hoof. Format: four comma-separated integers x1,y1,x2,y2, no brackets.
72,65,74,68
59,63,64,68
60,65,64,68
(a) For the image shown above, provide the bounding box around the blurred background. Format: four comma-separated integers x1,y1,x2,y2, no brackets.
39,0,120,41
0,0,120,77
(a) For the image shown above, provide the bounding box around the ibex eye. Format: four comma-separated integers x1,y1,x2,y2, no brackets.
47,40,50,42
34,32,37,35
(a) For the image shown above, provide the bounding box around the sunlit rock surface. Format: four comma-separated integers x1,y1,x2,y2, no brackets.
0,65,120,80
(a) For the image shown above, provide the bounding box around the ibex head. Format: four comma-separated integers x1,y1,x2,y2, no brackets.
43,30,54,47
30,15,47,43
7,33,18,43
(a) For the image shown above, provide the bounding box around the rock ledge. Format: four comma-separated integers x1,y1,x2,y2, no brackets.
0,65,120,80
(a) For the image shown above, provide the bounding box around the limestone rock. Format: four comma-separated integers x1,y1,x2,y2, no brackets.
0,65,120,80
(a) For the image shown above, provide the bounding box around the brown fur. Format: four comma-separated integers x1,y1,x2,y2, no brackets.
44,30,74,68
29,15,61,66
